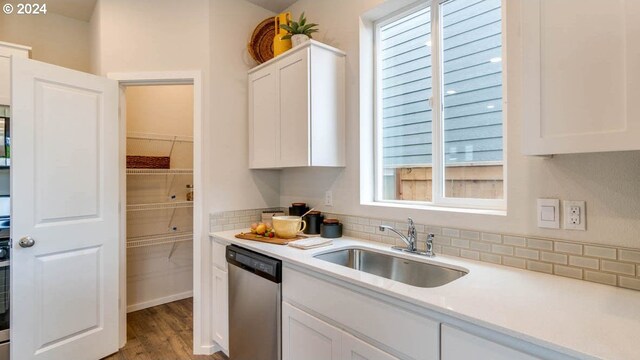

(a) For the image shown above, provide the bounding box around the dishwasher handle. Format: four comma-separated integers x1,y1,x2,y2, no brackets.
226,245,282,283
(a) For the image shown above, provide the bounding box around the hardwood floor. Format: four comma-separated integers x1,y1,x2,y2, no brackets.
103,298,228,360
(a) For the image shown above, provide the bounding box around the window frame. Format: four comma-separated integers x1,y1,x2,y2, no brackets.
372,0,507,211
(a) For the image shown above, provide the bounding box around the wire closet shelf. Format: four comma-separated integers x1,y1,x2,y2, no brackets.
126,132,194,258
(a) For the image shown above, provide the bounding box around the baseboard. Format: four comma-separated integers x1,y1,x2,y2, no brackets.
195,343,221,356
127,290,193,313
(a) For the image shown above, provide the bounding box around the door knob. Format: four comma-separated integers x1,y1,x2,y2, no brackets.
19,236,35,248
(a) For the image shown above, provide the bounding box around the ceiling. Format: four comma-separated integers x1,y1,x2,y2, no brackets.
38,0,98,22
31,0,293,22
245,0,298,13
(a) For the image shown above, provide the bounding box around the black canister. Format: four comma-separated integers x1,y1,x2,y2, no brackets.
303,211,324,235
289,202,309,217
320,219,343,238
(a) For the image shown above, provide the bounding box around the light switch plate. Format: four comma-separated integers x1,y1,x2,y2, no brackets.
537,198,560,229
563,200,586,230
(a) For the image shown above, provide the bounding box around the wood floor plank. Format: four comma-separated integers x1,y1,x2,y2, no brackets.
102,298,228,360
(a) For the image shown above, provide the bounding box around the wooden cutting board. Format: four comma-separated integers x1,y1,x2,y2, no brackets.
235,232,306,245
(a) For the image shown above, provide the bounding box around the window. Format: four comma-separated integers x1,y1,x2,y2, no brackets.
374,0,504,210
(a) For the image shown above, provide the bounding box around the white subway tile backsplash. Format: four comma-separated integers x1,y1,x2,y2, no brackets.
503,236,526,247
211,209,640,292
568,256,599,270
584,271,617,286
584,245,617,260
368,219,381,226
554,242,582,255
527,261,553,274
426,226,442,235
434,235,451,246
480,253,501,264
619,250,640,263
363,225,376,234
442,246,460,257
554,265,582,279
515,248,539,260
481,233,502,243
601,261,635,276
451,238,470,249
460,249,480,260
540,252,568,265
502,256,526,269
394,222,409,231
619,277,640,291
460,230,480,240
442,228,460,238
470,241,491,252
527,238,553,251
491,244,514,256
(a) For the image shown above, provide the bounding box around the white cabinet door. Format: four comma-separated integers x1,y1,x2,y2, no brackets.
342,332,398,360
283,302,341,360
278,48,310,167
441,325,540,360
522,0,640,155
0,42,29,105
248,63,279,168
11,57,119,359
212,266,229,353
212,239,227,271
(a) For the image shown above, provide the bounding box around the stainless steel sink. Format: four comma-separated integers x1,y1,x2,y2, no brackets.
314,247,467,288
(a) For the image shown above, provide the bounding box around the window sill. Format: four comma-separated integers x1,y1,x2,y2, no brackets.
361,200,507,217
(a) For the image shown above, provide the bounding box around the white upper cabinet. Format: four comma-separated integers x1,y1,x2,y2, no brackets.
521,0,640,155
248,40,345,169
0,41,30,106
249,63,279,168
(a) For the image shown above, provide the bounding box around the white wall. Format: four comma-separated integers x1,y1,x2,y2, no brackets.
209,0,279,212
90,0,279,352
126,85,194,137
0,10,91,72
280,0,640,249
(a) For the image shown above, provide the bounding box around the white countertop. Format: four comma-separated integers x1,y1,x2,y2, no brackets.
211,230,640,360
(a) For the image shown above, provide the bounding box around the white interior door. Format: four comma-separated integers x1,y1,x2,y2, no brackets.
11,57,119,360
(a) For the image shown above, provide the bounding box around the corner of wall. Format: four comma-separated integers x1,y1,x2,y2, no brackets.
89,0,102,75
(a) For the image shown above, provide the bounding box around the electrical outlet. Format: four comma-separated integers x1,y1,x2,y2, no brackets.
325,190,333,206
563,200,586,230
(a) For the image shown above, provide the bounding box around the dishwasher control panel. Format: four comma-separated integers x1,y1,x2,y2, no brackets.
226,245,282,282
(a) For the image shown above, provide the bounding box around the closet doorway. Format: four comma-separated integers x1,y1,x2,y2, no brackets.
110,72,206,356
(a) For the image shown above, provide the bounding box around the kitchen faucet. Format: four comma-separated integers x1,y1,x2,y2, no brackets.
379,218,435,257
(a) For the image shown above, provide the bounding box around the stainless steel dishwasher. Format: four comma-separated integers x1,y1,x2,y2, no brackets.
226,245,282,360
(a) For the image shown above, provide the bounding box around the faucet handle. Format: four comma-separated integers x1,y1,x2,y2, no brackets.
425,233,435,256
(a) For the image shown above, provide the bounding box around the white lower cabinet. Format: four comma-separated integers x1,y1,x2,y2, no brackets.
283,301,398,360
211,265,229,354
283,267,439,360
341,332,399,360
441,325,540,360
